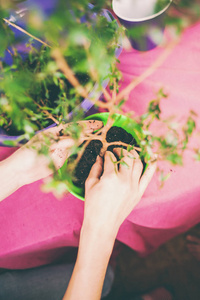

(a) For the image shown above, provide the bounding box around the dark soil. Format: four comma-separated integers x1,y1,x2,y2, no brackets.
72,139,103,188
71,126,140,191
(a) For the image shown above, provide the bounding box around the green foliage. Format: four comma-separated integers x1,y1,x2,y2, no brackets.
165,0,200,34
194,149,200,161
1,0,120,137
0,0,199,195
0,18,14,57
154,0,171,14
166,153,183,165
159,170,171,187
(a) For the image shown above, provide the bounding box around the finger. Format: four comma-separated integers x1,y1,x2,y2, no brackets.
59,120,103,137
78,121,104,144
42,120,103,137
138,157,157,198
85,156,103,190
38,124,63,136
60,120,103,145
50,148,69,169
103,151,117,175
113,148,140,177
113,148,143,181
50,137,74,151
48,138,75,169
78,120,104,134
131,152,144,185
186,235,200,244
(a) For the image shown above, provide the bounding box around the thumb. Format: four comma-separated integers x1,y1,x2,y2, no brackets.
85,156,103,191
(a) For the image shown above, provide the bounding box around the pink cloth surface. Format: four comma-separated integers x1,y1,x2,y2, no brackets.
1,22,200,269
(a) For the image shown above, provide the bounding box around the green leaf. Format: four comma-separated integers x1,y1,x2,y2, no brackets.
2,140,17,146
117,99,125,109
120,160,130,169
154,0,171,14
166,153,183,165
186,116,196,135
159,171,171,186
148,100,161,119
194,149,200,161
127,144,134,152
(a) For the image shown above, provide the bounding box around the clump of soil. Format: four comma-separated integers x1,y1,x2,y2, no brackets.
106,126,137,151
72,139,103,188
71,126,140,190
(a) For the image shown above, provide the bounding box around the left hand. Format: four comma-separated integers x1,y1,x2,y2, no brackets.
9,120,103,187
84,148,157,236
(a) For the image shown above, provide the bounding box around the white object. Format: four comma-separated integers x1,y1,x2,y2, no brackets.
112,0,172,22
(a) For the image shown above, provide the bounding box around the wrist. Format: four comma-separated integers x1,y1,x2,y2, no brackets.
0,154,22,201
81,220,117,250
77,222,115,271
6,151,25,188
9,155,23,187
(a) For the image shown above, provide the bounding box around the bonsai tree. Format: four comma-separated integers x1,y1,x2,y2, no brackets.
0,0,199,197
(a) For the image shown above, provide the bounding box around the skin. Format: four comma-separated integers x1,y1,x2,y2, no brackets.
0,120,103,202
63,149,157,300
0,123,157,300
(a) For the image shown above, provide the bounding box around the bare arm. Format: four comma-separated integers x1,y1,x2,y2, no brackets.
0,154,22,201
0,120,103,202
63,149,157,300
64,222,115,300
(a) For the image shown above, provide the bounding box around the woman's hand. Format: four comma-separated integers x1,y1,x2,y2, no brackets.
84,148,157,236
63,148,156,300
6,120,103,188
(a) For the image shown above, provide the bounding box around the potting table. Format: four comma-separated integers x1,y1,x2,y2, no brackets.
1,22,200,269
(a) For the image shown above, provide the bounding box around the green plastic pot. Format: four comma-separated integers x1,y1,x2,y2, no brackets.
59,112,144,201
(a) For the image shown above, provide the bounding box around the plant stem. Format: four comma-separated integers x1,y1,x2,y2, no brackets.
3,18,51,48
102,88,112,102
51,48,89,99
32,98,59,125
116,37,181,103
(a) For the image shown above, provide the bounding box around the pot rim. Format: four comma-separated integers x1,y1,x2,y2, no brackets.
59,112,144,201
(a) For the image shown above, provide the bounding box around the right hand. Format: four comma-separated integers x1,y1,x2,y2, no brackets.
84,148,157,236
8,120,103,187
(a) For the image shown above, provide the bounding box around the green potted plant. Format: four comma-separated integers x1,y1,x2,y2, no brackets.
0,0,199,199
59,112,147,200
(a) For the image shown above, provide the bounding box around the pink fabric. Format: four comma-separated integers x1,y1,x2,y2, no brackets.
1,22,200,269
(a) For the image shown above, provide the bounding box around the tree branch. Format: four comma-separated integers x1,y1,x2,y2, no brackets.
116,37,181,103
3,18,51,48
51,48,89,99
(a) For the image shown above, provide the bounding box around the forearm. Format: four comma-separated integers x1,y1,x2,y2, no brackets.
63,222,117,300
0,155,22,202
